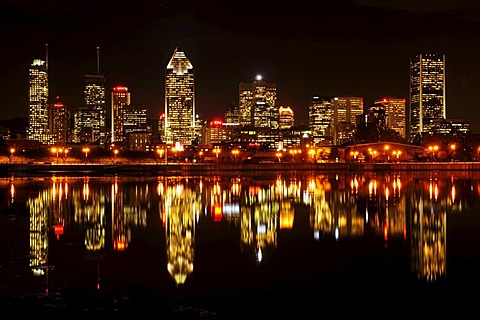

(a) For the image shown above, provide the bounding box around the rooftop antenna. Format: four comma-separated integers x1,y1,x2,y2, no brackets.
96,46,100,75
45,43,49,70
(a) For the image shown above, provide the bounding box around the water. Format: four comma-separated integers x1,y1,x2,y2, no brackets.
1,170,480,318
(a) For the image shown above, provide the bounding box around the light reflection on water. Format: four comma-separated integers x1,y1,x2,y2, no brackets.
1,171,480,317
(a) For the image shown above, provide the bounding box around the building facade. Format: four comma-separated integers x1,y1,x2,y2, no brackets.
111,86,131,143
279,106,294,129
309,96,333,145
84,74,107,144
164,47,195,146
27,59,50,144
409,53,446,141
50,96,68,146
332,96,364,145
374,97,406,139
238,75,277,127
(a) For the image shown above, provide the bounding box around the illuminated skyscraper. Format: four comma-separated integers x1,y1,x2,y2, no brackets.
165,47,195,146
279,106,294,129
309,96,333,145
50,96,68,146
375,97,406,139
84,47,106,144
409,53,446,141
331,96,364,145
27,58,50,144
111,86,131,143
239,75,277,127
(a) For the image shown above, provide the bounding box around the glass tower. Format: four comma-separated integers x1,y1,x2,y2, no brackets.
27,59,50,144
409,53,446,141
165,47,195,146
84,74,106,144
238,75,277,127
111,86,131,143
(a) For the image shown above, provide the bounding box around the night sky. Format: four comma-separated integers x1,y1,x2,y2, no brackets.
2,0,480,132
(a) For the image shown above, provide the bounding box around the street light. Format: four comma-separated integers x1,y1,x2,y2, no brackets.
82,147,90,163
213,146,221,161
113,149,119,164
9,148,15,162
51,147,63,164
231,149,239,162
156,148,165,163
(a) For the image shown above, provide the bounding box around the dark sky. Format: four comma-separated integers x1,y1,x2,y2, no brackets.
2,0,480,131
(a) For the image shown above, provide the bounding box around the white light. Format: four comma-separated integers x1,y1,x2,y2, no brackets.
256,74,262,81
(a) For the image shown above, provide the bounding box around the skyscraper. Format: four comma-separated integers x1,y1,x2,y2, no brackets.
50,96,68,146
27,58,50,144
239,75,277,128
309,96,333,145
279,106,294,130
409,53,446,141
375,97,406,139
111,86,131,143
165,47,195,146
84,47,106,144
331,96,364,145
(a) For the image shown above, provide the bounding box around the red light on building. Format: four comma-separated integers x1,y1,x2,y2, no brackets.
383,98,388,102
210,120,223,127
53,103,64,108
113,86,128,92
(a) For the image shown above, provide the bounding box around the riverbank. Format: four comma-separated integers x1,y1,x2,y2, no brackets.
1,161,480,176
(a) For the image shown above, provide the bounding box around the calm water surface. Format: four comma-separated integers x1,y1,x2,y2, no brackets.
1,170,480,318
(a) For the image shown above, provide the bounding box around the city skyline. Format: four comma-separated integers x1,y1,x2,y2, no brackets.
3,1,480,132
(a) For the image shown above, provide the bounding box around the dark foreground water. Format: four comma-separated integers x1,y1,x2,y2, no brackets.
1,170,480,319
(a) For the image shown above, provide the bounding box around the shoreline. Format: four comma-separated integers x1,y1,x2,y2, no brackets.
1,161,480,176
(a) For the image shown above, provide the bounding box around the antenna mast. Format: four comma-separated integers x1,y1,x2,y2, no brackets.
45,43,49,70
96,46,100,75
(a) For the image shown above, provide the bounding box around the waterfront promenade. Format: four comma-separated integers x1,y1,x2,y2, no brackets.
2,161,480,176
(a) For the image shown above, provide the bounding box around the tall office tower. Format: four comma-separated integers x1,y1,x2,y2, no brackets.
73,107,96,143
331,96,364,145
239,75,277,127
158,113,165,142
165,47,195,146
84,47,106,144
27,58,50,144
409,53,446,141
375,97,406,139
279,106,294,129
111,86,131,143
309,96,333,145
123,104,148,136
224,101,240,124
50,96,68,146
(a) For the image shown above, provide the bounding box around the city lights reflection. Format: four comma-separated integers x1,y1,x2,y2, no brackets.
6,171,471,295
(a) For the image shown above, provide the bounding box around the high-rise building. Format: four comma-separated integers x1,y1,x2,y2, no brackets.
331,96,364,145
409,53,446,141
279,106,294,130
239,75,277,127
165,47,195,146
27,58,50,144
309,96,333,145
50,96,68,146
123,104,148,136
375,97,406,139
83,47,106,144
111,86,131,143
84,74,106,144
224,101,240,125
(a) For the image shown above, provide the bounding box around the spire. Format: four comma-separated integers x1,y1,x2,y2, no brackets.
96,46,100,75
45,43,49,70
